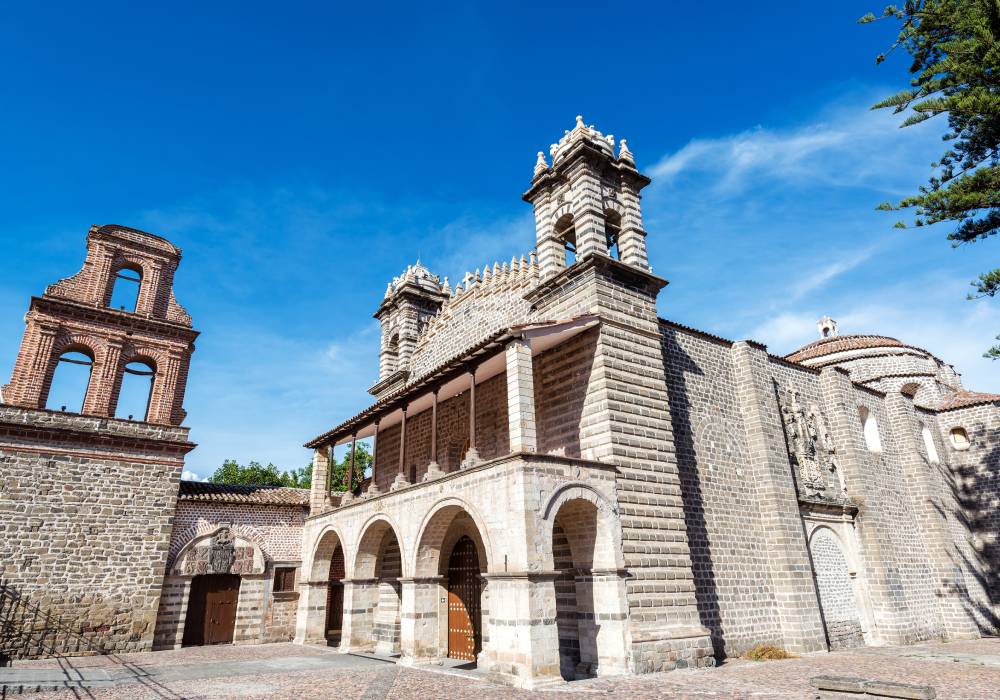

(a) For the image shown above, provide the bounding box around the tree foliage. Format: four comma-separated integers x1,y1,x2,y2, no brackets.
862,0,1000,357
209,459,312,488
329,443,371,493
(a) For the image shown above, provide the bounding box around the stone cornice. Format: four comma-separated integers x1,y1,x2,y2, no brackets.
31,296,199,341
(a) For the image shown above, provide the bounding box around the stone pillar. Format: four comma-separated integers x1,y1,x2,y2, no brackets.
295,580,330,645
730,341,828,652
532,190,564,278
368,421,382,496
340,579,378,653
399,576,444,664
818,367,909,644
583,570,629,676
884,391,980,639
506,338,537,454
481,573,563,689
616,177,650,271
309,447,332,514
569,166,607,262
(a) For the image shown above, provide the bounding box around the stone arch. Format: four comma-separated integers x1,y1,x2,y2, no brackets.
544,485,628,679
310,525,349,582
808,526,864,650
413,497,492,577
170,525,266,577
354,514,406,579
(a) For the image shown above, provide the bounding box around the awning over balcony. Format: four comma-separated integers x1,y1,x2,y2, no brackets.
304,315,599,449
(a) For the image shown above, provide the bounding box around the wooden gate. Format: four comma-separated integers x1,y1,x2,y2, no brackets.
447,536,481,662
325,545,345,644
182,574,241,646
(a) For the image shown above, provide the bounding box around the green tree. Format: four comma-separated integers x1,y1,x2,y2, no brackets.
285,463,313,489
210,459,290,486
862,1,1000,357
328,443,372,493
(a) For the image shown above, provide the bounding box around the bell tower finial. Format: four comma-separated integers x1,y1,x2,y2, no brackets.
817,315,839,339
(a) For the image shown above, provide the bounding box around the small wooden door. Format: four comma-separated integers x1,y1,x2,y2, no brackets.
447,536,481,662
182,574,241,646
325,545,345,644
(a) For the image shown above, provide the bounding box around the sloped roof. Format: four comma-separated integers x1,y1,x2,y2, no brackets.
178,481,309,506
785,334,907,363
938,390,1000,412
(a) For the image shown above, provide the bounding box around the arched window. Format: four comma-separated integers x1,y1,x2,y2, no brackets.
604,210,622,260
858,406,883,452
950,427,971,451
921,424,940,464
115,361,155,421
46,350,93,413
555,213,577,266
109,266,142,312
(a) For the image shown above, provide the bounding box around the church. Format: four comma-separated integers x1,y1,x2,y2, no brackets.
0,118,996,689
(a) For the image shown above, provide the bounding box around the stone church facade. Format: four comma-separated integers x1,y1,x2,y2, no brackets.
0,118,997,686
295,117,1000,688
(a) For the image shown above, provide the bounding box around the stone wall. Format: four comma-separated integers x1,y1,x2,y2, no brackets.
0,405,192,659
659,323,784,657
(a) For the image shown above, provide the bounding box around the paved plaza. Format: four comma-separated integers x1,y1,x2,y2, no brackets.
3,637,999,699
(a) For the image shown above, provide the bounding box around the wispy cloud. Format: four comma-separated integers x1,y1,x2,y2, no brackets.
649,94,944,198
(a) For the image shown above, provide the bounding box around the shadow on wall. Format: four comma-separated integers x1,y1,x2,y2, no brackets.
533,329,597,459
659,328,726,660
939,419,1000,633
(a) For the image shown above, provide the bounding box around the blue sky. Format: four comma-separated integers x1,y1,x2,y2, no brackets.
0,2,996,480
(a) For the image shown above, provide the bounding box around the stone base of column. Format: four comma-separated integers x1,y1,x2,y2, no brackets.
390,473,411,491
364,483,381,498
422,462,445,481
460,448,480,470
339,491,355,505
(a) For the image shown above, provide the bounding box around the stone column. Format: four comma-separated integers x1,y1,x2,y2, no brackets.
341,434,358,504
616,176,650,271
569,166,607,262
730,341,828,652
340,579,378,653
399,576,444,664
481,573,562,689
368,421,382,496
295,580,331,645
309,446,332,514
506,338,537,454
582,569,630,676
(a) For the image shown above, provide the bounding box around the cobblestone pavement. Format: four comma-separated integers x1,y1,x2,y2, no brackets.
6,638,999,699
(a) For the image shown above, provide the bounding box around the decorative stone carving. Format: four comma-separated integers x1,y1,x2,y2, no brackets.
209,527,236,573
779,390,844,500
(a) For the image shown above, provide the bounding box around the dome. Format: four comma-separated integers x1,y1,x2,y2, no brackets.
785,334,907,364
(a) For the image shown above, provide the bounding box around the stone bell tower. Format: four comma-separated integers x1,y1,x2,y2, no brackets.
523,115,651,277
0,224,197,661
370,261,448,399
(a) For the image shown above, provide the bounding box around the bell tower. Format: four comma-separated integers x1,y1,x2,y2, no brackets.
523,115,652,277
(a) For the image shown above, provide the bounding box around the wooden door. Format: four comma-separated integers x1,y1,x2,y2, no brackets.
182,574,241,646
325,545,345,644
447,536,481,662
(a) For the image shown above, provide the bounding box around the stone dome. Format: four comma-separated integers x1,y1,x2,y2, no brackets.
785,334,908,364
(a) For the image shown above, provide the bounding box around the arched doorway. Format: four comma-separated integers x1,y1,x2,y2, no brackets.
372,529,402,655
809,528,865,649
325,545,345,645
548,493,628,680
447,536,481,661
182,574,241,646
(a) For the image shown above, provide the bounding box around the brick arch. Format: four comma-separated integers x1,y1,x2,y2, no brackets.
309,525,349,582
602,200,625,217
354,515,406,579
413,497,491,578
551,203,574,223
542,484,623,571
42,332,107,412
102,252,150,309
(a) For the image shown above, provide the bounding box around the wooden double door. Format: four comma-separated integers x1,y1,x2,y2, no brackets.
182,574,241,646
447,536,482,662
